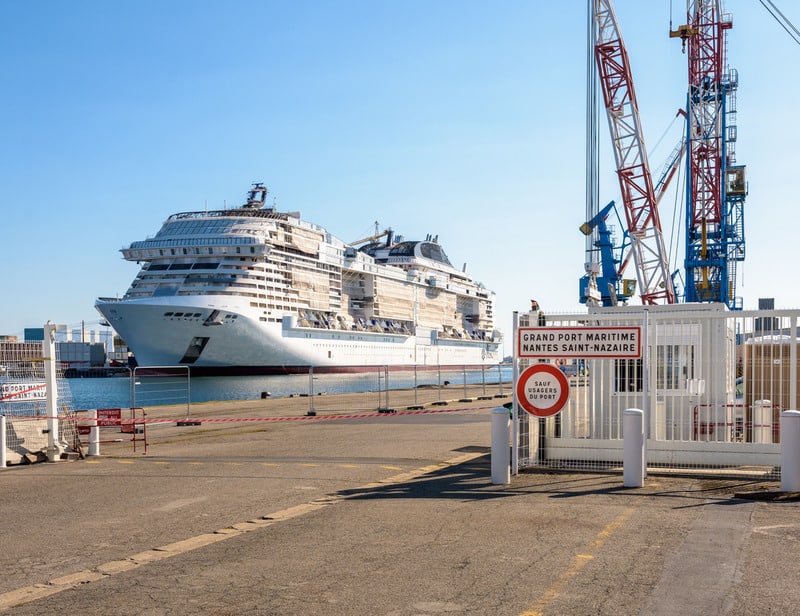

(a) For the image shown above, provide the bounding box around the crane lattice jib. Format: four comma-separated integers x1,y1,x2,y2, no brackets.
683,0,743,307
593,0,675,304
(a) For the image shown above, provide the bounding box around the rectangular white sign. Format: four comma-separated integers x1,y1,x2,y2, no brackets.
0,382,47,402
517,326,641,358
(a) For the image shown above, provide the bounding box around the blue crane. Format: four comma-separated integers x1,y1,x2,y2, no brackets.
578,201,636,307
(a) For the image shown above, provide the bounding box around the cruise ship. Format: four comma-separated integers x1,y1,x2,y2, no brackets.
95,184,502,375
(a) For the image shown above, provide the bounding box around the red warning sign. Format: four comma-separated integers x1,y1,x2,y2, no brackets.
516,364,570,417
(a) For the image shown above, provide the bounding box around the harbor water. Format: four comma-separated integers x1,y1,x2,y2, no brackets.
66,366,513,410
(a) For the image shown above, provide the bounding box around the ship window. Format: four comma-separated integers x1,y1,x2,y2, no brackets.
388,242,416,257
419,242,452,265
173,312,184,317
164,312,174,316
154,284,179,297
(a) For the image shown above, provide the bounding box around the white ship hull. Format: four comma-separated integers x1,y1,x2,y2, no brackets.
97,295,501,375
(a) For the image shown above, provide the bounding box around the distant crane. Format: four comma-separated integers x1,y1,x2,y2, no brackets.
350,222,394,246
671,0,746,309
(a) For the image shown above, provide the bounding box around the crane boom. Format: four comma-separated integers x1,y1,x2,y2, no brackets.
593,0,676,304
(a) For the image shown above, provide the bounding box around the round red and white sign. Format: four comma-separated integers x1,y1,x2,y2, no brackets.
516,364,570,417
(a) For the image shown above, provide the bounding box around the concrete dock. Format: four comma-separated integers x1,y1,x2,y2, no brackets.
1,391,798,615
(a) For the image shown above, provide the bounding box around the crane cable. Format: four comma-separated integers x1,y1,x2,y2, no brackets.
758,0,800,46
667,139,685,291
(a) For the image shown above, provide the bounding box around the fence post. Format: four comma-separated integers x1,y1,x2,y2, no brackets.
497,363,504,396
491,407,510,484
781,410,800,493
385,365,390,411
88,409,100,457
307,366,316,416
414,365,418,407
1,415,6,470
623,408,645,488
43,322,61,462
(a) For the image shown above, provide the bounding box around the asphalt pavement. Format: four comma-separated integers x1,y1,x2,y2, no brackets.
1,401,799,615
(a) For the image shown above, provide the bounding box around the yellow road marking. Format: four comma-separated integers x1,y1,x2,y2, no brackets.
520,507,636,616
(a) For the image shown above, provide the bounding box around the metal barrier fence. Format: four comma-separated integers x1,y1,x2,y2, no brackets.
300,365,509,415
73,364,511,416
2,354,510,465
133,366,190,420
514,306,800,479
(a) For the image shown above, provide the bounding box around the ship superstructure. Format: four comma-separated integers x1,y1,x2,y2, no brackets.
96,184,501,374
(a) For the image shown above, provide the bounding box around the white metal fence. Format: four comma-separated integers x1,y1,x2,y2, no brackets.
514,305,799,479
1,333,81,464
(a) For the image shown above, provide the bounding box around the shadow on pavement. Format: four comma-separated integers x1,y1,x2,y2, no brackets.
337,453,782,508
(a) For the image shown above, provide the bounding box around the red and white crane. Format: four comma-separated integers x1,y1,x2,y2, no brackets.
591,0,676,305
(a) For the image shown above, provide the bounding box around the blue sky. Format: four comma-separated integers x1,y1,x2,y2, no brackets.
1,1,798,350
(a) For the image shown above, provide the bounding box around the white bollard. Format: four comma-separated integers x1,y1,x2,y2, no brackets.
1,415,6,470
491,406,510,485
88,409,100,457
623,408,645,488
781,410,800,493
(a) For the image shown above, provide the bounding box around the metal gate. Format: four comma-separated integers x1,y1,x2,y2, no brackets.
513,304,795,479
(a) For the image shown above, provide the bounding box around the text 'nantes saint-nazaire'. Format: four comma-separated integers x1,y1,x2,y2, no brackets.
520,330,638,354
